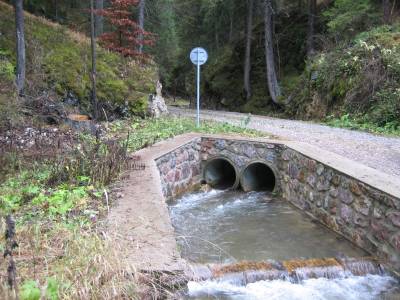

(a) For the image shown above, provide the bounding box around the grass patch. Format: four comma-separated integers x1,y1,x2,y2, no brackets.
0,127,135,298
0,221,138,299
325,114,400,136
108,116,265,151
0,145,130,298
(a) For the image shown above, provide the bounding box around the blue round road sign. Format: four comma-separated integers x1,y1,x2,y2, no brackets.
190,47,208,65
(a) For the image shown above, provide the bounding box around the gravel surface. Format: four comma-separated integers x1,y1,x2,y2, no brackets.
169,107,400,178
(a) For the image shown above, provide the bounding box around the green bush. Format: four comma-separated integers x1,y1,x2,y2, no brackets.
45,278,59,300
323,0,380,37
0,60,14,82
368,87,400,127
19,278,60,300
20,281,41,300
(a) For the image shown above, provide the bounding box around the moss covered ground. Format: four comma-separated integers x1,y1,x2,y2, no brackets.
0,1,158,119
286,24,400,135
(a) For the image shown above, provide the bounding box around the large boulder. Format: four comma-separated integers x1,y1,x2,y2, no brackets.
147,81,168,118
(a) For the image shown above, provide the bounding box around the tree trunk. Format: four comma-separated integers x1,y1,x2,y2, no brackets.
54,0,59,21
263,0,281,104
298,0,303,10
138,0,145,54
5,215,19,297
95,0,104,37
14,0,26,96
383,0,391,24
229,13,233,43
215,25,219,49
244,0,254,101
90,0,98,119
307,0,316,58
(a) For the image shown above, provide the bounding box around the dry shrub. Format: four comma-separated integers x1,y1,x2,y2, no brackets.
50,136,129,187
305,92,328,119
0,221,141,299
0,94,22,132
0,126,129,188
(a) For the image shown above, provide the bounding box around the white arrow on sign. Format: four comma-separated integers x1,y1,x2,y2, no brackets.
190,47,208,127
190,47,208,66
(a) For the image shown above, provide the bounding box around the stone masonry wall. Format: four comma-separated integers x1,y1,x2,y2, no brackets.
155,138,202,200
279,148,400,269
200,138,283,167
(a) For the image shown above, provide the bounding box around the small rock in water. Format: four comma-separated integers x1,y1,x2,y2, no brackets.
200,184,212,193
262,193,273,202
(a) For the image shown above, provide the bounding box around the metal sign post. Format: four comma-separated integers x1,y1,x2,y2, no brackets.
196,58,200,127
190,47,208,127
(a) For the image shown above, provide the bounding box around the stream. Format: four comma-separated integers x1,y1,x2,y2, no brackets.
169,190,399,299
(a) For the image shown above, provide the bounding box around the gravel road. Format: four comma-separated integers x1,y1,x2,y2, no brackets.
169,107,400,178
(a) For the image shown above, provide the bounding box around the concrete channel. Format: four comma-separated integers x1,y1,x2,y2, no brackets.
106,133,400,293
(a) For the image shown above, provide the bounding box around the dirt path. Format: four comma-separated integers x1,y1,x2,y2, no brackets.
169,107,400,178
106,134,201,272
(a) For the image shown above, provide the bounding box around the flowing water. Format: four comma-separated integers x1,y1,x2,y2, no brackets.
169,190,366,263
186,275,397,300
169,190,399,299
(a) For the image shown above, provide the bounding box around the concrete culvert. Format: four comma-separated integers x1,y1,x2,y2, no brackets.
203,158,238,190
240,162,276,192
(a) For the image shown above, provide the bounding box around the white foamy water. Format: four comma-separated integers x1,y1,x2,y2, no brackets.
187,275,398,300
170,189,225,210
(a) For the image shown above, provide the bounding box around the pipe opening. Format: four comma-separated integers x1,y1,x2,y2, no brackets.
203,158,238,190
240,162,276,192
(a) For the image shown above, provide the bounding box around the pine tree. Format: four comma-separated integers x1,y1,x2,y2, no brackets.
244,0,254,101
307,0,317,58
97,0,153,57
264,0,281,104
